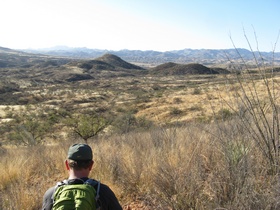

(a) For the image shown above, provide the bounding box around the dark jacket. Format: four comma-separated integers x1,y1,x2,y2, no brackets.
42,177,122,210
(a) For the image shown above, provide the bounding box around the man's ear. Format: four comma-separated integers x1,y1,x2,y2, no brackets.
89,160,94,171
65,159,70,170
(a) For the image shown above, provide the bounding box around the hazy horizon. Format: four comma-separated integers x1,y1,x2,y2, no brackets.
17,45,279,53
1,0,280,52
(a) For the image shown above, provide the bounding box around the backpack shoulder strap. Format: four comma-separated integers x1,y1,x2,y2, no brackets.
51,180,68,200
85,179,101,201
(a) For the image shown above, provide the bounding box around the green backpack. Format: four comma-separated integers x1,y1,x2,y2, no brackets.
52,179,100,210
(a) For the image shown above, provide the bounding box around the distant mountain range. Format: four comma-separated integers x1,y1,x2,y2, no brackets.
22,46,280,66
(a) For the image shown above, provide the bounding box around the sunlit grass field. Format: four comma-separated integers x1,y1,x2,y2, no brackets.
1,70,280,209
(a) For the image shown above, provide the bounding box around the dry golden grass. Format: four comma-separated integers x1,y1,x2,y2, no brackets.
1,71,280,209
1,122,279,209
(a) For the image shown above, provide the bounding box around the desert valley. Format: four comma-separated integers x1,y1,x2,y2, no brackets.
0,46,280,209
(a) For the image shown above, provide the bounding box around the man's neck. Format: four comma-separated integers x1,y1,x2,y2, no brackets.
68,170,90,180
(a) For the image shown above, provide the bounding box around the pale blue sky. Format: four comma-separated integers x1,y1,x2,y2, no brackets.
0,0,279,52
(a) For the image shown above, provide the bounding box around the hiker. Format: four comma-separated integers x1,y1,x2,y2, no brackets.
42,143,123,210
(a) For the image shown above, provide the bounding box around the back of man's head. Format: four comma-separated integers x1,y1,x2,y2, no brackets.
67,144,93,170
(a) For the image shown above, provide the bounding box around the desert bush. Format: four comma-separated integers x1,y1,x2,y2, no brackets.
66,111,109,143
192,87,201,95
200,32,280,208
173,97,183,104
170,107,183,115
4,105,64,146
218,39,280,174
8,114,50,146
189,104,203,111
111,112,153,134
215,108,233,120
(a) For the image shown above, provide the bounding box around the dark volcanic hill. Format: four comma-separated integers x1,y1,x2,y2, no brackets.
70,54,145,72
75,60,115,71
95,54,144,70
151,62,228,75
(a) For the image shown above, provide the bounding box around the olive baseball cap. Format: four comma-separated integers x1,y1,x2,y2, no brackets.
67,144,93,160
